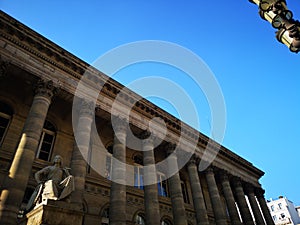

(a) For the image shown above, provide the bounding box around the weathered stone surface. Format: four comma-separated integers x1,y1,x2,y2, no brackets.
20,200,83,225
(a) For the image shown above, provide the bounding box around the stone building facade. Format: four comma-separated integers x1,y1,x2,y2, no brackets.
0,11,274,225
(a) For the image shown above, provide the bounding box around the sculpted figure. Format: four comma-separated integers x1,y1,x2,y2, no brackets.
26,155,74,211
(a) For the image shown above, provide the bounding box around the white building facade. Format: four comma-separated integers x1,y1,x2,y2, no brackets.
296,206,300,219
267,197,300,225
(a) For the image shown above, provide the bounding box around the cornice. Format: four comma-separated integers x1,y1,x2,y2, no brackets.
0,10,264,179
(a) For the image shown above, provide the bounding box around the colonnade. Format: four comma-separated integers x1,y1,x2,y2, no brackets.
0,79,274,225
103,122,274,225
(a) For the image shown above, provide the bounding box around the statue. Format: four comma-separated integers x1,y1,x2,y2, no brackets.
26,155,75,211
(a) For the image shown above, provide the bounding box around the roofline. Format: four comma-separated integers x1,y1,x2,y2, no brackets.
0,10,265,178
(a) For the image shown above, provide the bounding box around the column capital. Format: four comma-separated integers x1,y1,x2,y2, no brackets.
139,130,158,146
205,166,215,174
231,176,243,187
218,169,230,182
255,187,265,197
112,116,128,134
0,58,9,79
187,154,199,167
166,142,176,155
34,79,59,99
139,130,151,139
78,99,95,117
243,183,255,195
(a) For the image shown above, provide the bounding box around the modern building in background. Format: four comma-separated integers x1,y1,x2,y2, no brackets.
267,196,300,225
0,11,275,225
296,206,300,219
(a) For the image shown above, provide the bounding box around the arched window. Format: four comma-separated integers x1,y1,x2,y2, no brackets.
133,154,143,190
134,213,145,225
36,120,56,161
101,207,109,225
161,218,172,225
0,102,13,146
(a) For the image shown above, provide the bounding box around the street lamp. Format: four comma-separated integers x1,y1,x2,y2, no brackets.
249,0,300,53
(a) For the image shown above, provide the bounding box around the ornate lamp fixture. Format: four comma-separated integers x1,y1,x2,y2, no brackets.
249,0,300,53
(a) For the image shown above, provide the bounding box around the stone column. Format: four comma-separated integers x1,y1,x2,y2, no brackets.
244,184,265,225
167,143,187,225
219,171,242,225
205,167,228,225
232,178,254,225
140,131,160,225
109,117,127,225
187,156,209,225
0,80,57,225
70,100,94,206
255,188,274,225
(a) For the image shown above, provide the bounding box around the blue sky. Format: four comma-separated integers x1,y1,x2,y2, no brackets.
1,1,300,205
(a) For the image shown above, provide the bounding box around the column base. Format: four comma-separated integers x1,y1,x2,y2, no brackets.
19,199,83,225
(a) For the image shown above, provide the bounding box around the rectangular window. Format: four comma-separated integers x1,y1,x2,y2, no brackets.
36,130,55,161
181,181,189,203
278,203,282,209
157,173,169,197
271,205,275,211
134,166,144,190
272,215,277,221
105,154,112,180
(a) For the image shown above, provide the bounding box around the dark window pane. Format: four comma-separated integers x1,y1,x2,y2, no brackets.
181,182,189,203
39,152,49,161
37,129,55,161
43,133,54,142
0,117,9,143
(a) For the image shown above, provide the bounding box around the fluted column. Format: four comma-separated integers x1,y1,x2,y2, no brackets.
219,171,242,225
255,188,274,225
244,184,265,225
167,143,187,225
109,117,127,225
232,178,254,225
141,131,160,225
187,156,209,225
71,100,94,206
205,167,228,225
0,80,57,225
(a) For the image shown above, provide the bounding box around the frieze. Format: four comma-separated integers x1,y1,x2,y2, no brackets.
159,205,172,214
127,196,144,206
88,184,110,197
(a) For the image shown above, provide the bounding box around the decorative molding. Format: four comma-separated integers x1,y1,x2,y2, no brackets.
243,183,255,194
186,154,200,167
34,79,59,99
112,116,128,134
165,142,176,155
255,187,265,197
77,99,95,117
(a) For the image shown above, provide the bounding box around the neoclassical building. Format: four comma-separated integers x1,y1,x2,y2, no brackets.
0,11,274,225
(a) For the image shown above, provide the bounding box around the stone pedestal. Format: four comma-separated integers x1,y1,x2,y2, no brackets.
20,200,83,225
